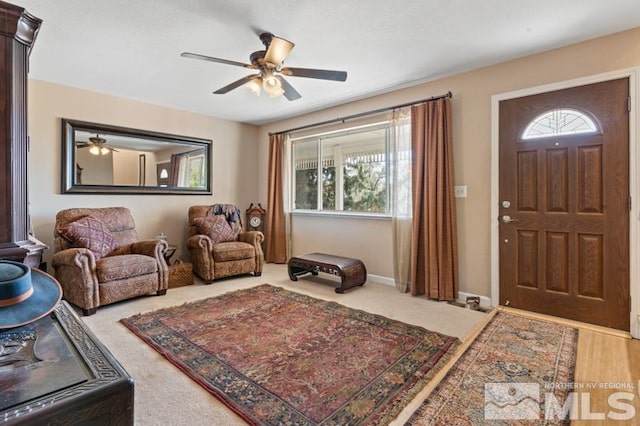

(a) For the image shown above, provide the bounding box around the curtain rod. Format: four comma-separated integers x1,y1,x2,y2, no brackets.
269,91,452,136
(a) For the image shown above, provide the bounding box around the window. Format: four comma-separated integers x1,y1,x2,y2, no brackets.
187,155,205,187
522,108,598,140
177,149,206,188
292,123,390,214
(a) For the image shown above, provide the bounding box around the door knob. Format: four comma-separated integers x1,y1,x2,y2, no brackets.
501,215,519,223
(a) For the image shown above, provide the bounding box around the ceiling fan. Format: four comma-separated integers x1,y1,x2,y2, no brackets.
77,135,118,155
180,32,347,101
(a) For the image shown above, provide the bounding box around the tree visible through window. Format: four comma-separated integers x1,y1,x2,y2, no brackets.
343,155,386,212
176,150,206,188
293,124,389,214
188,155,205,187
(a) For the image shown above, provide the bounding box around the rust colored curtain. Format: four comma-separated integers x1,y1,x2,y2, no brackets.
265,133,287,263
410,98,458,300
169,153,181,186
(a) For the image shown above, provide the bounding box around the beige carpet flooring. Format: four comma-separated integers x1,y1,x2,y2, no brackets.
79,263,486,425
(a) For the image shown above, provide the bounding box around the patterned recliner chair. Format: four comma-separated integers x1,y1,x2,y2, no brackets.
52,207,168,315
187,204,263,283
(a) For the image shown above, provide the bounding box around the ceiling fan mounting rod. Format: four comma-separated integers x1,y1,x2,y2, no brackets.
259,32,274,49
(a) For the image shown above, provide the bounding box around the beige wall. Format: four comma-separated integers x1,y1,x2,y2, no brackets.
291,215,393,282
28,80,259,264
76,148,113,185
112,149,138,185
257,27,640,296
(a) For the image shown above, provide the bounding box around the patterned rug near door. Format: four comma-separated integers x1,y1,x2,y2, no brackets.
406,311,578,425
120,284,460,425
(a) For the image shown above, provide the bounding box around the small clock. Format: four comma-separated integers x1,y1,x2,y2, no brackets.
250,216,262,228
246,203,266,233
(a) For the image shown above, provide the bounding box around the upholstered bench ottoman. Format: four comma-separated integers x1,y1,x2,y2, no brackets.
287,252,367,293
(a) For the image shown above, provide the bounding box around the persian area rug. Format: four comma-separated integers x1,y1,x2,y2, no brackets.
120,284,460,425
406,311,578,425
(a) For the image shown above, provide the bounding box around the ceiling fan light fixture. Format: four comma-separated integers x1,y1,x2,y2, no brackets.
262,73,283,96
245,77,262,96
89,145,100,155
268,87,285,98
264,35,294,67
100,147,110,155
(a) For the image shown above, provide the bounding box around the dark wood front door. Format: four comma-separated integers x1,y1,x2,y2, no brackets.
499,78,630,330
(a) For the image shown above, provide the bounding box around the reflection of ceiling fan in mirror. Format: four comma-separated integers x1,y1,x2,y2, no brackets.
180,32,347,100
76,134,118,155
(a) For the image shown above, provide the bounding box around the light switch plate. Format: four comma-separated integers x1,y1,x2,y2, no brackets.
454,185,467,198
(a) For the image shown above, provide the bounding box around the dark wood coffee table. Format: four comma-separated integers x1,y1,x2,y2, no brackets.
288,252,367,293
0,300,133,425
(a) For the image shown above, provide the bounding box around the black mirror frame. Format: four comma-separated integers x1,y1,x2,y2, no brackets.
61,118,212,195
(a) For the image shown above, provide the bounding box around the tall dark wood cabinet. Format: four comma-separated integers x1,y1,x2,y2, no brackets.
0,1,46,267
0,6,135,425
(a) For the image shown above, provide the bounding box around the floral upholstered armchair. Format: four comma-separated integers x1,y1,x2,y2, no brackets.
52,207,168,315
187,204,264,283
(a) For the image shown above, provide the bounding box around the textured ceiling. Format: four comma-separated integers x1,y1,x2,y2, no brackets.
11,0,640,125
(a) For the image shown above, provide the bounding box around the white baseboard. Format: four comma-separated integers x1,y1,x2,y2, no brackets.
367,274,395,287
365,275,492,308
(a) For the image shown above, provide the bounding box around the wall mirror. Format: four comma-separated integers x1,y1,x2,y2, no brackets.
61,119,212,194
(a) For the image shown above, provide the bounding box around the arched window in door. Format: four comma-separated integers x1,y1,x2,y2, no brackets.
522,108,598,140
157,164,170,187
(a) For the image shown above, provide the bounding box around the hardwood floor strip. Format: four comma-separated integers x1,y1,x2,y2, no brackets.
571,330,640,425
498,306,631,339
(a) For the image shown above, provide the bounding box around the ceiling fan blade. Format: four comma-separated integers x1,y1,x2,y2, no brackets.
180,52,255,69
278,76,302,101
213,74,260,94
281,67,347,82
264,35,294,67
